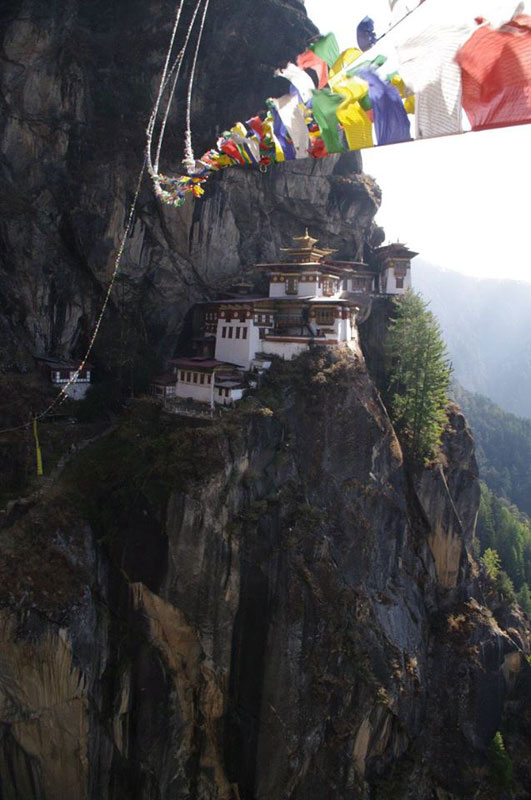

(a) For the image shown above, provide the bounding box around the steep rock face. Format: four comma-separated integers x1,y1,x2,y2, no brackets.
0,0,382,371
0,347,529,800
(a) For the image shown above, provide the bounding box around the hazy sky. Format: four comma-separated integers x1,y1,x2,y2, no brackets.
303,0,531,281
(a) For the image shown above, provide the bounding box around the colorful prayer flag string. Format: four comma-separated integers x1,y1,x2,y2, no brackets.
151,4,531,209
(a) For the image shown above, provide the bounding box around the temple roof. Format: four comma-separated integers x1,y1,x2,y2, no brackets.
278,229,336,263
375,242,419,261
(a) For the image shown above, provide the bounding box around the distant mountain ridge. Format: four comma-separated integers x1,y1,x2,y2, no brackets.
413,259,531,419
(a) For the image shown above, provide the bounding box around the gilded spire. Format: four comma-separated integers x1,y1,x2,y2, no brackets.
291,228,318,250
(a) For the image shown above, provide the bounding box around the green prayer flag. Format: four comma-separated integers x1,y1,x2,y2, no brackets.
312,89,346,154
347,54,387,77
310,33,340,68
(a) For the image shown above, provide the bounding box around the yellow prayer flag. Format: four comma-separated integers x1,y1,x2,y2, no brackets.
33,416,43,477
262,117,286,162
404,95,416,114
329,47,363,83
333,76,373,151
231,122,248,138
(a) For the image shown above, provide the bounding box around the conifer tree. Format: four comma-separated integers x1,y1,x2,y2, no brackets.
387,291,452,463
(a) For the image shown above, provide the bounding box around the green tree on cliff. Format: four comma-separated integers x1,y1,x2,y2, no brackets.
387,291,452,463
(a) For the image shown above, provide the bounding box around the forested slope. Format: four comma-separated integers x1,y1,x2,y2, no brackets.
453,383,531,516
414,261,531,418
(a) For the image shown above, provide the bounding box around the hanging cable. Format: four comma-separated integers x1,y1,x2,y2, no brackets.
182,0,211,172
146,0,186,179
153,0,205,174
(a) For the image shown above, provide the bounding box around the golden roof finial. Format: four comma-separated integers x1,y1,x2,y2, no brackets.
292,229,318,250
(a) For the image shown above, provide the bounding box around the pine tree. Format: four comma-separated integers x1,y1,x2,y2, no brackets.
517,582,531,616
387,291,452,463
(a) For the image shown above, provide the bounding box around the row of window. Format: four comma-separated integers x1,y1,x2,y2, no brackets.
53,370,90,382
349,277,372,290
283,277,338,296
179,370,212,385
221,326,248,340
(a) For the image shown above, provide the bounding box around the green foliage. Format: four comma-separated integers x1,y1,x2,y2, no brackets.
517,582,531,615
452,383,531,516
74,381,121,422
386,291,452,463
482,547,501,580
477,483,531,611
488,731,512,790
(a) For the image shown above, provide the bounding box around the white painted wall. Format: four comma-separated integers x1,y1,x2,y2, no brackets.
176,379,212,404
297,280,320,297
269,282,287,298
215,319,258,368
215,387,244,406
260,339,311,360
269,278,322,298
382,267,411,295
64,382,91,400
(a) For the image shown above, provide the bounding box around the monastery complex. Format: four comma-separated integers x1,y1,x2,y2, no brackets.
152,232,417,407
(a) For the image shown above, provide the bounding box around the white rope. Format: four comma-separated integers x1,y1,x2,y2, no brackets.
37,162,147,420
154,0,205,174
146,1,186,179
183,0,211,172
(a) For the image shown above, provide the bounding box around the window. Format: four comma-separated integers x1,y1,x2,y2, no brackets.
180,370,185,380
286,277,298,295
228,327,233,338
222,326,227,338
396,277,404,289
316,308,335,326
200,374,205,384
187,372,191,382
236,327,241,339
193,373,198,383
207,375,211,384
242,327,248,339
322,279,335,296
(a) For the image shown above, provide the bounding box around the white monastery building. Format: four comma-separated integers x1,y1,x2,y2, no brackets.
151,232,417,406
37,357,93,400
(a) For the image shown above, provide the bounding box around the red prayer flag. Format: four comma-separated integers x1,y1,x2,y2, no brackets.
248,116,265,139
296,50,329,90
219,141,246,165
456,15,531,131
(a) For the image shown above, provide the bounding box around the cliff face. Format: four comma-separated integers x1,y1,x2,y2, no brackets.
1,345,530,800
1,3,530,799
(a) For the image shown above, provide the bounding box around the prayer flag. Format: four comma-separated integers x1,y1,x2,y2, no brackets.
358,70,411,145
311,33,341,68
312,89,347,153
357,17,377,52
270,95,310,159
297,50,329,89
275,63,316,103
329,47,363,83
457,15,531,130
270,100,297,160
334,76,374,149
397,19,477,137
